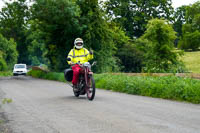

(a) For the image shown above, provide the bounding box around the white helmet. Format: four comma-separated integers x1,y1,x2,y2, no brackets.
74,38,83,49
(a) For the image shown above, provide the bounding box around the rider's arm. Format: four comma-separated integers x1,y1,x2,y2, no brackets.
67,50,74,65
85,48,93,60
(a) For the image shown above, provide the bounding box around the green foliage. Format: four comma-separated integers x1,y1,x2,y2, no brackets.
94,74,200,104
173,6,187,37
140,19,184,73
178,30,200,51
182,51,200,73
31,0,81,71
0,34,18,70
30,0,128,72
107,23,144,72
25,20,49,66
185,1,200,24
116,43,144,72
0,0,30,64
178,2,200,51
0,58,7,71
0,71,12,77
2,98,12,104
77,0,121,73
28,70,200,104
28,70,66,82
105,0,174,38
1,0,193,73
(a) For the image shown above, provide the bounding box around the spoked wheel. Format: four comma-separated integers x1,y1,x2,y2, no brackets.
86,76,96,101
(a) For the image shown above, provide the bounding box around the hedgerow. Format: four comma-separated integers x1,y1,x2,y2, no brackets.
28,70,200,104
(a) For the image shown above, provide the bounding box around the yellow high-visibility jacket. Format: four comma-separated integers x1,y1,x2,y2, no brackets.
67,48,93,64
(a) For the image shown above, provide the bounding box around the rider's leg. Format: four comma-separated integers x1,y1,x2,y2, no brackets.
72,64,81,85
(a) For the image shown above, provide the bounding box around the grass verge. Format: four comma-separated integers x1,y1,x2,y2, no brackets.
0,71,12,77
182,51,200,73
28,70,200,104
28,70,66,82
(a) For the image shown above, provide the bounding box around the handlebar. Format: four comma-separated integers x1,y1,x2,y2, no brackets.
70,61,82,66
70,61,97,67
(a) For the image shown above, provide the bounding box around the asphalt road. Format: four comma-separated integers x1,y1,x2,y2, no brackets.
0,76,200,133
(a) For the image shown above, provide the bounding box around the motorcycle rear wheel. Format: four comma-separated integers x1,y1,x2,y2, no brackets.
86,76,95,101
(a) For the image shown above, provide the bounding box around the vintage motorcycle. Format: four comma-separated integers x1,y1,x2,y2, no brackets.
64,59,96,101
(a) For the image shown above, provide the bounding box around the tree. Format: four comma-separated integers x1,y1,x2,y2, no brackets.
178,30,200,51
173,5,187,37
0,34,18,70
178,2,200,51
185,1,200,24
30,0,129,72
77,0,121,72
108,22,144,72
0,0,30,64
31,0,81,71
105,0,174,38
25,20,49,66
140,19,183,72
116,43,144,72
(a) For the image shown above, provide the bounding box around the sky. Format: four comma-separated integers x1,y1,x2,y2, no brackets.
172,0,198,8
0,0,199,10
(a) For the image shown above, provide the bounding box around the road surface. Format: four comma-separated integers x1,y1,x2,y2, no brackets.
0,76,200,133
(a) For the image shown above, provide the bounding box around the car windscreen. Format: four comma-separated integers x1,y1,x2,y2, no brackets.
15,65,26,69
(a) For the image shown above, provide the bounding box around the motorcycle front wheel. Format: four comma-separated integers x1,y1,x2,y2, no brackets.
86,76,96,101
73,88,80,97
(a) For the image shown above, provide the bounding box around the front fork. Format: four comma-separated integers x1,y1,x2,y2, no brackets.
84,68,93,89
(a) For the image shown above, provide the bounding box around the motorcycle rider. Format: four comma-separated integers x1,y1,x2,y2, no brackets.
67,38,93,90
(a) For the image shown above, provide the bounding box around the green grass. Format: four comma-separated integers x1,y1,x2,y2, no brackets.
95,73,200,104
28,70,200,104
28,70,66,82
0,71,12,77
182,51,200,73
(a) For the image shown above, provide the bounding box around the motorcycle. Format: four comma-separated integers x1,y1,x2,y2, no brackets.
64,59,96,101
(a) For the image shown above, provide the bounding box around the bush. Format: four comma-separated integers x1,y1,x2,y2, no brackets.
94,74,200,104
116,43,144,72
28,70,200,104
28,70,65,82
139,19,185,73
178,30,200,51
0,58,7,71
0,71,12,77
0,34,18,70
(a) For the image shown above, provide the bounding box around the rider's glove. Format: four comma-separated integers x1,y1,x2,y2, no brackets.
89,49,93,55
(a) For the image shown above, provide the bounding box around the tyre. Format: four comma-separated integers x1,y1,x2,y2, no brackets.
73,88,80,97
86,76,95,101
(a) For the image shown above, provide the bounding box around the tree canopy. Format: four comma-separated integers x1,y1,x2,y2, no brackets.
139,19,183,72
178,1,200,51
0,34,18,71
0,0,30,64
0,0,194,73
105,0,174,38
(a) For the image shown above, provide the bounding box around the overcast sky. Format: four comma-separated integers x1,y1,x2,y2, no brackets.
0,0,199,10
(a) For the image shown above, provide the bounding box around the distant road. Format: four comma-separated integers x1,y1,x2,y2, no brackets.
0,76,200,133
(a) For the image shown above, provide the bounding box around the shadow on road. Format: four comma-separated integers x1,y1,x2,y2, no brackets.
61,96,87,100
11,76,31,80
44,96,89,104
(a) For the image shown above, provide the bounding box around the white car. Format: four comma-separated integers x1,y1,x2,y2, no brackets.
13,64,27,76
